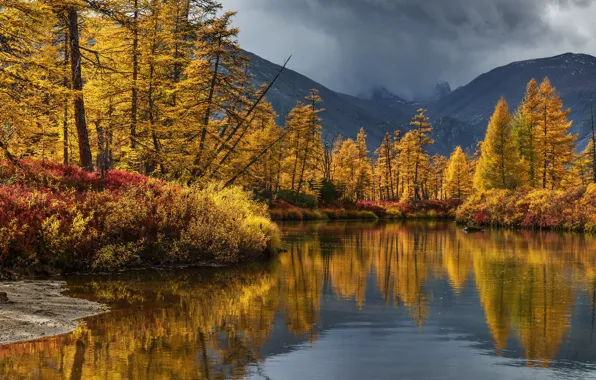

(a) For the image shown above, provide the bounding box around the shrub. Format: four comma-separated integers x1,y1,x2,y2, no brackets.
355,199,458,220
0,160,281,274
456,186,596,232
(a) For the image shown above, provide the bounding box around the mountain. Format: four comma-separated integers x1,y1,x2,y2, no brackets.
428,53,596,150
434,81,452,100
244,50,417,150
246,50,596,155
365,86,410,107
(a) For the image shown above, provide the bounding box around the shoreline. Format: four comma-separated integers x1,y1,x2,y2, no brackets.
0,281,107,346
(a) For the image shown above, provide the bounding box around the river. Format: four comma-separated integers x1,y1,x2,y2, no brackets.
1,221,596,379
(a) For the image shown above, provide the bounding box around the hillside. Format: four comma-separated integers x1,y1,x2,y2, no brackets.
244,50,417,149
428,53,596,149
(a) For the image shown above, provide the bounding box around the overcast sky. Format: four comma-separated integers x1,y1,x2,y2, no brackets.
220,0,596,100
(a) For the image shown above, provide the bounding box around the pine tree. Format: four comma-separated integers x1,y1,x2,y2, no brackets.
445,146,472,199
428,154,448,200
474,97,523,191
355,128,372,200
409,108,433,200
514,78,540,186
374,133,396,200
398,130,422,201
535,78,576,189
334,138,360,201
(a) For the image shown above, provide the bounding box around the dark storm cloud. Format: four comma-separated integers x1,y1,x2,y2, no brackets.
222,0,596,100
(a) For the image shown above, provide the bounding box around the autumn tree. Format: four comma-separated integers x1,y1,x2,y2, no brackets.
535,78,575,189
514,78,540,186
474,97,524,192
334,138,360,201
398,130,423,201
375,133,397,200
427,154,448,200
409,108,433,200
445,146,472,200
355,128,372,200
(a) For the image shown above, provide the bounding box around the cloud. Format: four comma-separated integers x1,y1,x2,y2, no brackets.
221,0,596,100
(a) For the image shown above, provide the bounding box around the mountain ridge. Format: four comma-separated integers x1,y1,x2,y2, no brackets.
246,50,595,154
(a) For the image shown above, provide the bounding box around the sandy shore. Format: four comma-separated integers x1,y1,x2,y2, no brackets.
0,281,107,346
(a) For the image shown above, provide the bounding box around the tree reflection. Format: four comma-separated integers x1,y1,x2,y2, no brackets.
0,222,595,377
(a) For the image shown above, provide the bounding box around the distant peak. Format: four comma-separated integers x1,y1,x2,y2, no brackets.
366,86,407,105
435,81,452,100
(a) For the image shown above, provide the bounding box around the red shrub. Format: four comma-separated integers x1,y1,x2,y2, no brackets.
474,210,491,225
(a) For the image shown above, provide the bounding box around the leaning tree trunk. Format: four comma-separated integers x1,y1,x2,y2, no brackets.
67,8,93,171
62,28,70,165
130,0,139,149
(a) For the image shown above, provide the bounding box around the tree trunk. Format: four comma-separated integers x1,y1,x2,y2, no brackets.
195,39,221,171
500,123,506,187
68,8,93,172
295,128,311,204
63,28,70,165
543,104,548,189
130,0,139,149
95,121,106,176
290,127,301,191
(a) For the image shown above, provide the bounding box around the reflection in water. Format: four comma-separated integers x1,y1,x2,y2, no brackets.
1,222,596,378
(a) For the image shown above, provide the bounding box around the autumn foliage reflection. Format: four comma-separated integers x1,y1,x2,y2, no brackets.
1,222,596,377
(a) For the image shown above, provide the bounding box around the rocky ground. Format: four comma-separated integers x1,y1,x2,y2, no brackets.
0,281,107,345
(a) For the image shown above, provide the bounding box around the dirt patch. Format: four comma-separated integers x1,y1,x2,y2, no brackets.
0,281,107,345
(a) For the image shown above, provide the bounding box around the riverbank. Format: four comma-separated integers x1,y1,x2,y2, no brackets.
269,199,459,221
0,160,281,278
456,185,596,233
0,281,106,345
270,186,596,234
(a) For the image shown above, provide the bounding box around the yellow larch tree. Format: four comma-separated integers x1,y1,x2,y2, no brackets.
398,130,423,201
428,154,448,200
535,78,576,190
514,78,541,187
409,108,433,200
375,132,397,200
445,146,472,200
474,97,524,192
355,128,373,200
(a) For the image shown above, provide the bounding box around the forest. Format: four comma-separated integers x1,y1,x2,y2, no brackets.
1,0,596,274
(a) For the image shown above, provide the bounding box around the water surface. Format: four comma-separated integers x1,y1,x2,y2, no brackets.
2,221,596,379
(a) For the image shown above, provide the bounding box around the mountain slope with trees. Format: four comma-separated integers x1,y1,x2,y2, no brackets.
248,51,596,155
428,53,596,150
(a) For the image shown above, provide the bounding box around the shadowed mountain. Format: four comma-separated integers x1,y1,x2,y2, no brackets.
428,53,596,150
246,50,596,154
244,50,417,149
